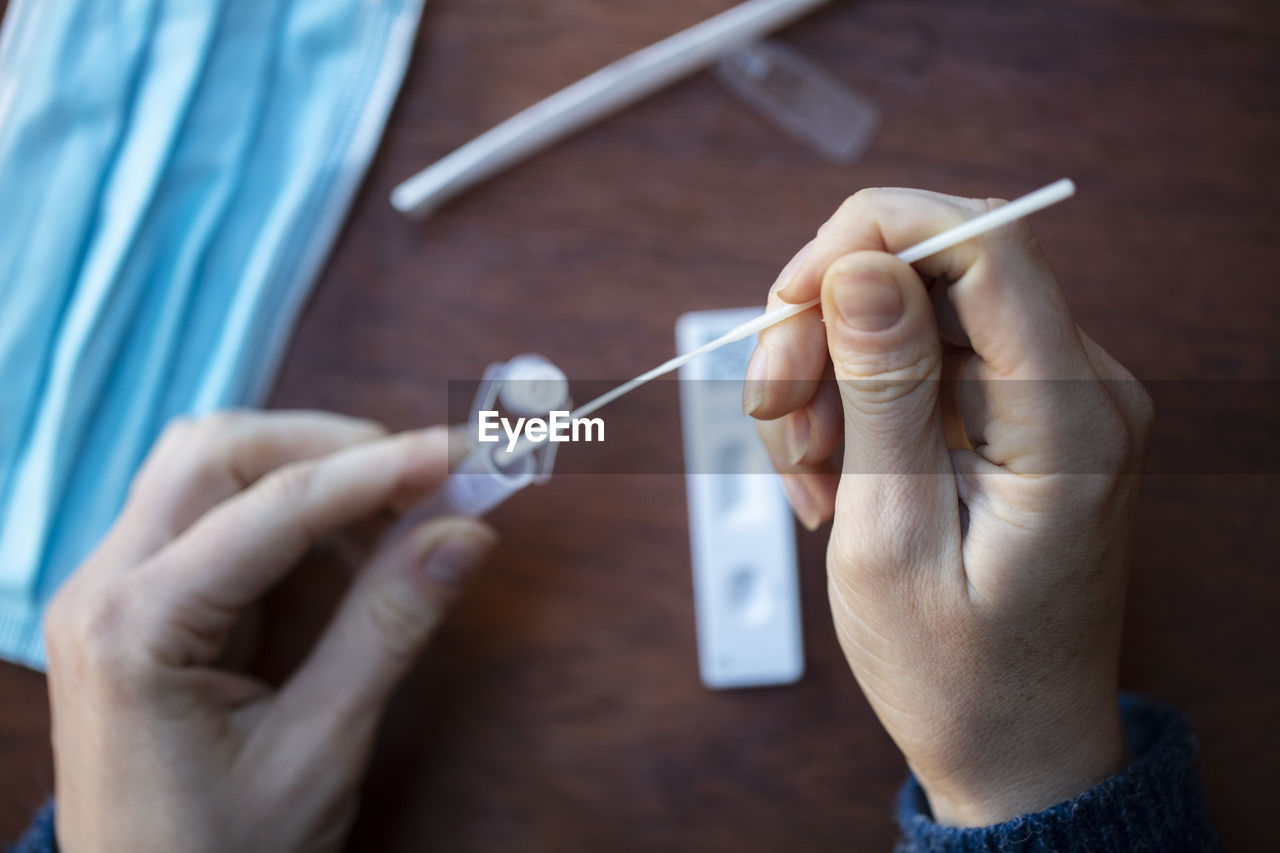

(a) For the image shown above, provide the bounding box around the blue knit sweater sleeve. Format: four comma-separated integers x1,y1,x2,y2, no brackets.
895,693,1218,852
5,798,56,853
5,696,1216,853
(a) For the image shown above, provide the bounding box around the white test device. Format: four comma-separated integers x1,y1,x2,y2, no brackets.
676,308,804,689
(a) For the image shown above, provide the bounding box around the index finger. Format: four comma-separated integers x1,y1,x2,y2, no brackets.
743,243,831,421
105,410,387,567
134,428,453,664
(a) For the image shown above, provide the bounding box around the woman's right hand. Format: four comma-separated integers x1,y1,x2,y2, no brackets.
744,188,1154,825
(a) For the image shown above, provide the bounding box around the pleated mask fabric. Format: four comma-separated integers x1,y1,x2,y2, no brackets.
0,0,426,668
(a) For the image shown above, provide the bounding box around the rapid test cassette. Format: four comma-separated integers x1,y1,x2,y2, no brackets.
676,308,804,689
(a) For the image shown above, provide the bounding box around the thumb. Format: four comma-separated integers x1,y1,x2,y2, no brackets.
275,518,496,732
820,252,959,580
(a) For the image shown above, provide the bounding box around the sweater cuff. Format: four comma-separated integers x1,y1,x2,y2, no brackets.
895,693,1218,852
5,799,57,853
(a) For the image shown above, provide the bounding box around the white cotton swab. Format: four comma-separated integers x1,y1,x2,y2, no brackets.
497,179,1075,463
567,178,1077,423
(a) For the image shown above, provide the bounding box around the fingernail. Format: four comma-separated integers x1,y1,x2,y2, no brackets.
781,475,823,531
784,410,811,466
774,240,814,299
742,345,769,415
422,529,494,585
833,268,904,332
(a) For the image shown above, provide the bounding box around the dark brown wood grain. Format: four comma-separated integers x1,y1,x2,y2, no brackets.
2,0,1278,849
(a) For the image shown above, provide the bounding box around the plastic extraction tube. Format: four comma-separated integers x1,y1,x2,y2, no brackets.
390,0,832,219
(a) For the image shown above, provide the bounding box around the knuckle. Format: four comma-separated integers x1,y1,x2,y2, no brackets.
131,415,234,503
828,527,903,583
196,409,243,436
364,587,430,665
851,186,889,207
1084,396,1138,474
82,589,131,651
821,189,880,237
155,412,228,458
257,459,317,507
834,187,885,222
839,350,941,412
828,505,918,577
1041,380,1149,477
352,416,390,439
828,530,873,575
177,411,244,460
58,584,148,675
977,195,1038,245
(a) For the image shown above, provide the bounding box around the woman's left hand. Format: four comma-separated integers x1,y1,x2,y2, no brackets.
45,410,496,853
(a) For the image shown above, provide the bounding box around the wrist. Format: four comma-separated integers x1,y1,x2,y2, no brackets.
915,698,1129,827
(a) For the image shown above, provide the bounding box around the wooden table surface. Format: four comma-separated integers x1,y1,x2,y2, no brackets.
3,0,1278,849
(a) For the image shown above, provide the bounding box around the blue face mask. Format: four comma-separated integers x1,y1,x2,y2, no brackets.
0,0,426,668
